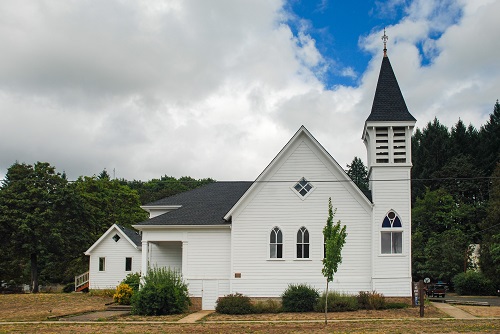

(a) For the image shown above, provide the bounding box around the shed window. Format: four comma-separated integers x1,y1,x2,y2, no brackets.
381,210,403,254
125,257,132,271
99,257,105,271
270,227,283,259
112,234,120,242
296,227,310,258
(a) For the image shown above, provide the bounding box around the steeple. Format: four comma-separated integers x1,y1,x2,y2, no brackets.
362,29,416,168
366,30,416,123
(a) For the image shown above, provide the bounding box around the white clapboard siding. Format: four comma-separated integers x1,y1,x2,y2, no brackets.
88,230,141,289
231,140,373,296
370,166,412,290
149,241,182,272
141,227,232,297
186,230,231,279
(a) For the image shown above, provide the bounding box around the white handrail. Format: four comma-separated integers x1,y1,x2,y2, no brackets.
75,271,89,291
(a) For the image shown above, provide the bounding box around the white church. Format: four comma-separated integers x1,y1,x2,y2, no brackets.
81,43,416,310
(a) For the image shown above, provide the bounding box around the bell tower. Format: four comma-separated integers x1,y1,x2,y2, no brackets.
363,29,416,294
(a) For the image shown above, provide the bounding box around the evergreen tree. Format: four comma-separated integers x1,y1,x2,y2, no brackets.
0,162,75,291
478,100,500,176
411,118,451,201
346,157,368,191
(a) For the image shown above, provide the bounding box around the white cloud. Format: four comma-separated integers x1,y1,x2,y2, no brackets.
0,0,498,183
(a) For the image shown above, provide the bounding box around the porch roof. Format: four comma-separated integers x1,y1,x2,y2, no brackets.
136,181,253,226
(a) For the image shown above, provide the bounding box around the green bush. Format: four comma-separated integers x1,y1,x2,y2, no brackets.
281,284,319,312
131,267,190,315
62,282,75,293
315,291,358,312
121,272,141,292
114,283,133,305
452,271,496,296
252,299,282,314
385,302,409,309
357,291,386,310
215,293,253,314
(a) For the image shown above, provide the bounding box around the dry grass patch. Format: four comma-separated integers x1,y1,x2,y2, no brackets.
455,305,500,317
116,314,186,322
1,319,499,333
0,293,112,321
206,305,448,321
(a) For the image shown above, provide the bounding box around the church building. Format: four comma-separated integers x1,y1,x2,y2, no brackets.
82,37,416,310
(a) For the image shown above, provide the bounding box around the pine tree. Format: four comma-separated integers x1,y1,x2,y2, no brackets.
346,157,368,191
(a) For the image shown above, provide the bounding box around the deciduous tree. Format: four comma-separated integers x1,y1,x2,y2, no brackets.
322,198,347,324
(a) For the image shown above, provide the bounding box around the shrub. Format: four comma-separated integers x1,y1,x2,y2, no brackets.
114,283,134,305
89,289,115,297
62,282,75,293
452,271,496,296
385,302,409,309
215,293,253,314
315,291,358,312
357,291,386,310
252,299,282,314
121,272,141,292
281,284,319,312
131,267,190,315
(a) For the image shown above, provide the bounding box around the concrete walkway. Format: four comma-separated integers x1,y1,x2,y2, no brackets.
431,302,477,319
177,310,214,323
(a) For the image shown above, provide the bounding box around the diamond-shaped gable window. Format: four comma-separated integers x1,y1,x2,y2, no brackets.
112,234,120,242
294,178,313,197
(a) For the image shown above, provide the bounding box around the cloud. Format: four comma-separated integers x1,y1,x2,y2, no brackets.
0,0,498,183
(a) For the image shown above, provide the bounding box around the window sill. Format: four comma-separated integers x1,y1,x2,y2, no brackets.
379,253,405,257
267,258,285,261
294,258,312,261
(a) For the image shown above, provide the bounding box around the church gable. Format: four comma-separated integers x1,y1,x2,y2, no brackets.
229,128,374,296
225,126,371,221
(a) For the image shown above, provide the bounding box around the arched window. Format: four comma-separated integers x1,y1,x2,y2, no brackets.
381,210,402,254
296,226,309,258
270,227,283,258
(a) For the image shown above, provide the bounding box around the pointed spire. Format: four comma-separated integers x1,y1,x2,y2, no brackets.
365,30,416,123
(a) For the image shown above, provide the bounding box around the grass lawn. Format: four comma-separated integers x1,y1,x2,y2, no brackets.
0,293,112,321
455,305,500,317
1,320,500,333
1,293,500,333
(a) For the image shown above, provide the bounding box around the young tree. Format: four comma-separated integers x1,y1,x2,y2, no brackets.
322,198,347,324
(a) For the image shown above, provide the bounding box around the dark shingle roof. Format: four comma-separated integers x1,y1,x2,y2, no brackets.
366,56,416,122
117,225,142,246
137,181,253,226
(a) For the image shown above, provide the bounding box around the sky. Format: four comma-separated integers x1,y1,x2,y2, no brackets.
0,0,498,182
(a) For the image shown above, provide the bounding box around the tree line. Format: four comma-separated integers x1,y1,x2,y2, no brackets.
0,166,213,292
346,100,500,287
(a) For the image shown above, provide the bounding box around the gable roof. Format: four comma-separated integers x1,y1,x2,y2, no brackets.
84,224,141,255
135,181,253,226
366,56,416,123
118,225,142,246
224,126,373,220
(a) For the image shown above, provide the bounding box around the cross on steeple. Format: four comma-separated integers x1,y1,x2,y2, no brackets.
382,28,388,57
